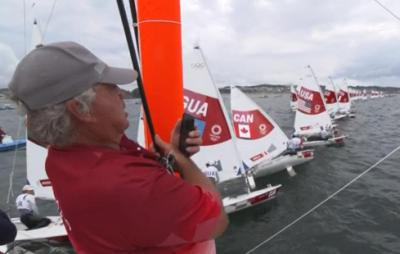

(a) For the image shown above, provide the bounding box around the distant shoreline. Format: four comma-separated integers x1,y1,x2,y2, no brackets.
1,84,399,99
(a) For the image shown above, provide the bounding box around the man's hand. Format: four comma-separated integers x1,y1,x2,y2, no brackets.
171,119,202,157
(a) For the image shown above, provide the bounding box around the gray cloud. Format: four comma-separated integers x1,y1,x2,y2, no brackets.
1,0,400,88
0,43,18,88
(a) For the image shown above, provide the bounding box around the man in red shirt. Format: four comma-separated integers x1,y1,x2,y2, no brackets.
8,42,228,253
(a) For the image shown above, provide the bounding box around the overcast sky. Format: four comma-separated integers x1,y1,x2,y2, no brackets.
1,0,400,89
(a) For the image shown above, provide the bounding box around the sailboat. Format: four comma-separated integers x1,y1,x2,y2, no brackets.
231,86,314,178
337,80,355,117
137,46,282,214
362,89,368,100
1,12,67,254
0,134,26,152
290,84,298,111
325,78,346,120
182,46,281,213
294,75,346,147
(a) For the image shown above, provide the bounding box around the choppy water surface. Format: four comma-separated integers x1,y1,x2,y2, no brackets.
1,93,399,254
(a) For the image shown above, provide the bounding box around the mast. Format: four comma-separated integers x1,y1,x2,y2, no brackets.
25,4,55,200
128,0,140,56
116,0,157,148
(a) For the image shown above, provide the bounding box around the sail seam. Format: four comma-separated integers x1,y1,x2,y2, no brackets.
136,19,181,25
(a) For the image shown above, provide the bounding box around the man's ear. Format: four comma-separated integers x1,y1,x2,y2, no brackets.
65,100,95,123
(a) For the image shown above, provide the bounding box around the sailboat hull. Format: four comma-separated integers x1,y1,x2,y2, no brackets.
0,216,67,253
253,150,314,177
0,139,26,152
333,114,347,120
303,135,346,148
223,184,281,214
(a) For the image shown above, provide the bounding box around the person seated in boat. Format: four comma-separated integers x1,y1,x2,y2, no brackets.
8,41,228,253
306,126,331,141
285,135,304,155
205,161,220,184
319,126,331,140
0,208,17,245
15,185,51,230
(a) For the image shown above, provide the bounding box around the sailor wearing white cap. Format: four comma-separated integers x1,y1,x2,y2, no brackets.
15,185,51,229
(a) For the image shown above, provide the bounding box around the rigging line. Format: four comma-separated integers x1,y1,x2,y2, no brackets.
7,117,21,204
372,0,400,22
116,0,158,150
43,0,58,41
246,144,400,254
6,117,24,205
23,0,26,55
128,0,140,60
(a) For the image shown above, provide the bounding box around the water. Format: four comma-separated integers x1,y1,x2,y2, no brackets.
217,93,400,254
1,93,399,254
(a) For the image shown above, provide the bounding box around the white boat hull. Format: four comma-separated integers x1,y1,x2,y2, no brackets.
303,135,346,148
253,149,314,178
223,184,281,214
333,114,347,120
0,216,67,253
334,113,355,120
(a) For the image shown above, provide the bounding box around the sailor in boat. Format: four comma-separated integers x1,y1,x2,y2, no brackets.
0,208,17,245
8,41,228,254
15,185,51,230
302,125,332,142
205,161,220,184
319,126,330,140
285,135,304,155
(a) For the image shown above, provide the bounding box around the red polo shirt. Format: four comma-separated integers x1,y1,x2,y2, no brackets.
46,136,221,253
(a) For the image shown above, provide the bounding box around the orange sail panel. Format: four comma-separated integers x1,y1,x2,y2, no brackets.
137,0,183,147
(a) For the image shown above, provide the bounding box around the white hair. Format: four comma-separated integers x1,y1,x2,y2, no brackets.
10,88,97,147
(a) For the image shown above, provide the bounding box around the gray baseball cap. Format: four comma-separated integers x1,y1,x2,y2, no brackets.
8,41,138,110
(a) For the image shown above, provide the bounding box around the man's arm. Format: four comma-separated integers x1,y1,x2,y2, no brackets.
0,209,17,245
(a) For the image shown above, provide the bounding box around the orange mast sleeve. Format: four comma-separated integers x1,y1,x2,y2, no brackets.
137,0,183,147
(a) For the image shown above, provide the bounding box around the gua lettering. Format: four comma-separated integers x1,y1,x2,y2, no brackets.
183,96,208,117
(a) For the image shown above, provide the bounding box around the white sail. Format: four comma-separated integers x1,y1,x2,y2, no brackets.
337,82,352,113
231,86,288,169
290,84,297,111
31,19,43,50
362,89,368,100
182,46,243,183
137,106,146,147
294,76,333,136
324,80,339,116
26,141,54,200
26,13,54,200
